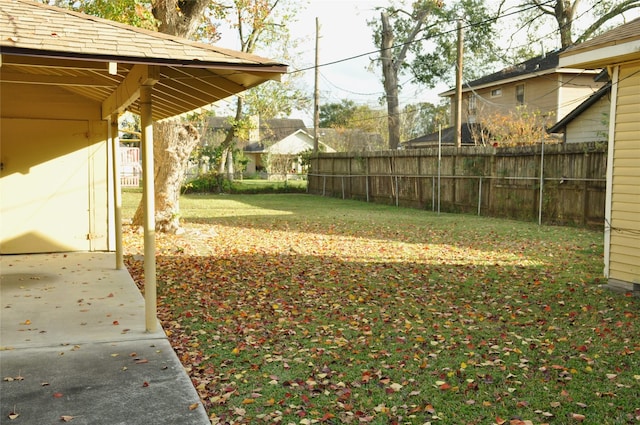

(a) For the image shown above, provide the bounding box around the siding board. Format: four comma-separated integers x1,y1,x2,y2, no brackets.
608,63,640,286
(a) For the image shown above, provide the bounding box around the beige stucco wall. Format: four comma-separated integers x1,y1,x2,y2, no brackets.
0,83,112,254
608,62,640,288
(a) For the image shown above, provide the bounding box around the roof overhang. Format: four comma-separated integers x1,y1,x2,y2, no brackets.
1,49,286,121
559,39,640,69
0,0,288,121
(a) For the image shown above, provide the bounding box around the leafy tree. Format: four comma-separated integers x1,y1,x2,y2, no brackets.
320,100,358,128
471,106,553,147
318,101,388,151
54,0,300,232
370,0,498,150
401,101,449,141
518,0,640,48
213,0,307,181
54,0,223,232
320,101,386,134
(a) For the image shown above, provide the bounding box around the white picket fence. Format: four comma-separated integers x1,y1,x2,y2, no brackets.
120,147,141,187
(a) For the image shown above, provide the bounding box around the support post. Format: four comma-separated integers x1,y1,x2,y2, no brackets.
538,138,545,226
454,19,463,148
140,84,157,333
432,176,435,212
313,17,320,153
478,177,482,216
438,125,442,214
395,175,399,207
110,115,124,270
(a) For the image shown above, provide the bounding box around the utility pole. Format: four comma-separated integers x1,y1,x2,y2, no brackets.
313,17,320,152
454,18,463,148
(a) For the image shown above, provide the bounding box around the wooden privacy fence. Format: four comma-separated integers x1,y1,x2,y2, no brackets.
307,142,607,226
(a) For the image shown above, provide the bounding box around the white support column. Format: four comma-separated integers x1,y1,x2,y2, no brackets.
140,84,157,333
110,115,124,270
603,66,619,279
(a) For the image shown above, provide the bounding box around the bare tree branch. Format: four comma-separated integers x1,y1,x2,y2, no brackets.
576,0,640,43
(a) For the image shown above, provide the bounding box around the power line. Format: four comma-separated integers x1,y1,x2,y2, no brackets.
288,0,557,76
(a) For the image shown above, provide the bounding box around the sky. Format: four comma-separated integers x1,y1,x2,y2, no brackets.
286,0,446,125
214,0,640,126
214,0,444,125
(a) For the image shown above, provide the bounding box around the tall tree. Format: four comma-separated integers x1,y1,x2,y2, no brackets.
56,0,301,232
58,0,224,233
370,0,497,149
519,0,640,48
214,0,304,180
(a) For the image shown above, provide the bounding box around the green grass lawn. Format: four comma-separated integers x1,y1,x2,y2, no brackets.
122,192,639,425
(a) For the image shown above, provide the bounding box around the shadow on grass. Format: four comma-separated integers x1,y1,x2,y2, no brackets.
124,247,636,424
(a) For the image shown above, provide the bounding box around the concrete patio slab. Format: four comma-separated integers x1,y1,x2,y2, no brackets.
0,253,209,424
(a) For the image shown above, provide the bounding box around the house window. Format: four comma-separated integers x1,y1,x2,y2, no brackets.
516,84,525,105
490,88,502,97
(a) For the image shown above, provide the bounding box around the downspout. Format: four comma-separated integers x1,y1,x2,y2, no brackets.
603,65,619,278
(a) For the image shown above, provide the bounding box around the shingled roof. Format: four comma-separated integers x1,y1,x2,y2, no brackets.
563,17,640,55
560,17,640,69
440,50,569,96
0,0,287,120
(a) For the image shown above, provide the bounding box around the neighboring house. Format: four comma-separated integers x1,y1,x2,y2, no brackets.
439,49,605,126
559,17,640,294
548,82,611,143
402,123,481,148
245,129,335,175
205,117,336,175
205,117,307,146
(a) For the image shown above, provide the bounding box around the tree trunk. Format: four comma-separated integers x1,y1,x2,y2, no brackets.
152,0,211,39
381,11,401,150
218,96,244,179
555,0,577,48
132,120,199,233
226,150,235,181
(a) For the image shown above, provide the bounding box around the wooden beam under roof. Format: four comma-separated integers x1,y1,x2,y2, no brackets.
101,64,159,120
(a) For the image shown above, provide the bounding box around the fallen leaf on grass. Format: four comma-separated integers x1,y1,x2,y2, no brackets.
570,413,586,421
60,415,75,422
389,382,403,392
